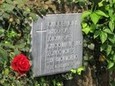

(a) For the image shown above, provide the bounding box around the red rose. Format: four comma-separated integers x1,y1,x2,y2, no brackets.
11,54,31,75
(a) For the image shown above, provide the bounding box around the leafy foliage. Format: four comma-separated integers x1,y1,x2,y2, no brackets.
0,0,40,85
2,0,114,85
0,0,88,86
82,0,115,85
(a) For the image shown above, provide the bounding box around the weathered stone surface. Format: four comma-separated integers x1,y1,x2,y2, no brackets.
31,13,83,77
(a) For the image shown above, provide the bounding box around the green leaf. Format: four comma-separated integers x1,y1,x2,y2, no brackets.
8,30,17,37
82,11,91,19
82,23,91,34
111,50,114,55
14,48,20,55
76,66,85,75
0,28,4,35
100,43,106,51
16,0,27,7
82,25,91,34
111,81,115,86
108,9,114,17
1,42,15,49
57,82,62,86
71,69,77,73
30,13,37,21
89,24,96,33
109,21,114,32
100,31,107,43
15,44,25,49
108,35,115,43
2,13,10,19
113,0,115,3
103,28,112,34
23,7,31,16
90,12,101,24
113,55,115,62
106,45,112,55
4,68,9,75
95,10,109,17
1,3,15,12
94,30,101,39
6,0,13,4
88,43,95,50
0,47,8,63
98,0,105,7
82,23,87,28
107,60,114,69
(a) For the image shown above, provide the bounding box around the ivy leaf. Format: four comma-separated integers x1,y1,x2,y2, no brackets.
90,12,101,24
107,60,114,69
16,0,27,7
108,35,115,43
100,31,107,43
71,69,77,73
1,3,15,12
82,23,91,34
82,10,91,19
111,82,115,86
1,42,15,49
89,24,96,33
15,44,25,49
0,47,8,64
76,66,85,75
98,0,104,7
100,43,106,51
113,0,115,3
4,68,9,75
88,43,95,50
82,25,91,34
94,30,101,39
14,48,20,55
103,28,112,34
2,13,10,19
109,21,114,32
6,0,13,4
106,45,112,55
0,28,4,35
30,13,37,21
113,55,115,62
95,10,109,17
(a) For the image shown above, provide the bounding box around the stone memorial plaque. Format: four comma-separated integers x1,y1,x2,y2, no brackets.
31,13,83,77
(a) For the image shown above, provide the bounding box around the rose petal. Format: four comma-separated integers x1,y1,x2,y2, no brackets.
11,53,31,75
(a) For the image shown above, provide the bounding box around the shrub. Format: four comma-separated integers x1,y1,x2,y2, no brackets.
82,0,115,85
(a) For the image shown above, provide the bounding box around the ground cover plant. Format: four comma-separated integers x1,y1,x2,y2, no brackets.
0,0,87,85
0,0,115,86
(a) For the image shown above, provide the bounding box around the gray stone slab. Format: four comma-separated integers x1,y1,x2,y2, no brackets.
31,13,83,77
